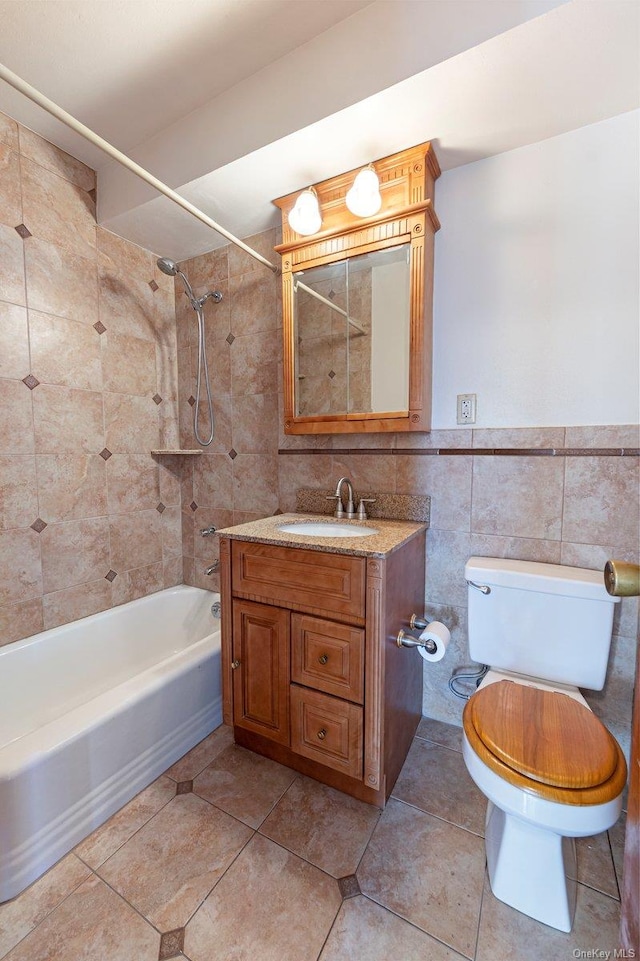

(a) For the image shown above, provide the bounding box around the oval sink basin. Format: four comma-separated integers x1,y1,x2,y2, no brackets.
278,522,378,538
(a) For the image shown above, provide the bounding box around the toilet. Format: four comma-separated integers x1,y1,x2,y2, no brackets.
461,557,627,933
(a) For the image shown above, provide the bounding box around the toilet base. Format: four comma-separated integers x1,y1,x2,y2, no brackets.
485,801,577,932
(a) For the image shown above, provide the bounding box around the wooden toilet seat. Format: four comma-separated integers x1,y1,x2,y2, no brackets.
463,680,627,805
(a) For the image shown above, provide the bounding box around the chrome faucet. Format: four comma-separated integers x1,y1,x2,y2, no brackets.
204,561,219,576
329,476,356,519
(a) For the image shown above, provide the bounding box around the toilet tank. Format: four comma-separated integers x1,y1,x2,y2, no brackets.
465,557,619,690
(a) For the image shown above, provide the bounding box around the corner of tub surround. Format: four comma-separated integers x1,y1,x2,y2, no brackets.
295,488,430,524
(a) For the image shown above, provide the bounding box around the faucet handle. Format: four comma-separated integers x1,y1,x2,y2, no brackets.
326,494,344,518
357,498,376,521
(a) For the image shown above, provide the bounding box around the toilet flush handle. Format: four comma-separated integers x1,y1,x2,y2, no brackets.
467,580,491,595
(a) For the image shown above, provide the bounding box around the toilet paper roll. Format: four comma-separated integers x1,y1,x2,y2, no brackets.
417,621,451,663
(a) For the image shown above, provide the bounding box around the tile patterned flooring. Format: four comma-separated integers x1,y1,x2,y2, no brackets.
0,718,626,960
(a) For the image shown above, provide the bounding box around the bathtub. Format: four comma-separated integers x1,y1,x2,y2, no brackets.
0,585,222,902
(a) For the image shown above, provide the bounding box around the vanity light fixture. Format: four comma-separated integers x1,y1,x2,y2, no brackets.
287,186,322,236
345,163,382,218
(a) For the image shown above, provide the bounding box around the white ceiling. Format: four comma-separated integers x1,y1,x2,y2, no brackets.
0,0,637,261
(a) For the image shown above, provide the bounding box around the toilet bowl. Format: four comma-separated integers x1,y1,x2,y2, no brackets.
462,671,626,931
461,558,627,932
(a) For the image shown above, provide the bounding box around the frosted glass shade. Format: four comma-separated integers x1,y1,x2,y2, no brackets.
346,167,382,217
288,188,322,235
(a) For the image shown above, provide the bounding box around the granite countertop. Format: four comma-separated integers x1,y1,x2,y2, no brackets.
217,513,427,558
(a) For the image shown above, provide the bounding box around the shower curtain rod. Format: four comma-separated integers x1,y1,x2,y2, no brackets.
0,62,280,275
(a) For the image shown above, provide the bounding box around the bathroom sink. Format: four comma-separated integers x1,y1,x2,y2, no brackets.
277,522,378,538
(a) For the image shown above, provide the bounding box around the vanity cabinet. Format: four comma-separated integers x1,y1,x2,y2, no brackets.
219,528,426,807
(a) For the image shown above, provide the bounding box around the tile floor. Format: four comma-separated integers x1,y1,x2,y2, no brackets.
0,718,626,961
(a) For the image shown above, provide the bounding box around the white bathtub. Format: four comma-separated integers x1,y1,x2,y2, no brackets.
0,585,222,902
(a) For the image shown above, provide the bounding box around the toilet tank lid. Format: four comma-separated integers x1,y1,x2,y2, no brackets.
465,557,619,602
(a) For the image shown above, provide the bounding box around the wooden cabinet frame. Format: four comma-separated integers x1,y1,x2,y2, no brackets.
273,142,441,434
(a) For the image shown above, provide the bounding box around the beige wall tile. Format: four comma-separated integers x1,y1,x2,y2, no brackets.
0,528,43,605
193,508,234,561
563,455,639,551
331,452,397,494
190,283,231,344
565,424,640,448
186,247,228,288
97,228,154,279
425,528,472,607
471,455,564,539
469,532,562,564
0,143,21,227
231,392,278,453
396,454,472,532
18,126,95,192
0,596,43,646
33,384,104,453
0,379,34,453
111,562,164,606
232,452,278,514
230,329,279,395
472,427,565,448
0,454,38,529
29,310,102,389
40,517,110,594
0,222,26,306
104,393,160,452
227,227,278,278
398,428,473,450
192,453,234,509
0,110,18,149
101,331,157,395
161,505,182,558
24,235,98,324
37,453,107,523
20,156,96,261
98,267,156,341
109,509,163,572
158,461,183,506
0,303,29,379
163,553,183,588
277,452,334,513
106,453,161,514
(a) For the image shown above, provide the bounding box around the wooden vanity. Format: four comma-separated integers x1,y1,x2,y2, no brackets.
219,515,426,807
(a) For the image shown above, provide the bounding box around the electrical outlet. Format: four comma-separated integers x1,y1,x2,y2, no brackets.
457,393,477,425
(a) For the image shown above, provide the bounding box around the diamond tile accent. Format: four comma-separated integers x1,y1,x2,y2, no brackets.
338,875,361,899
176,780,193,795
228,448,237,460
328,289,336,300
190,501,198,512
226,332,235,345
93,320,107,335
30,517,47,533
99,448,112,461
15,223,32,239
22,374,40,390
105,570,117,582
149,279,159,292
188,395,196,407
159,928,185,960
152,393,163,405
156,502,166,514
328,370,336,379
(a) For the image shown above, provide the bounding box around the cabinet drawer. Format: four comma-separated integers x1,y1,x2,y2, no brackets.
231,540,365,621
290,685,363,779
291,614,364,704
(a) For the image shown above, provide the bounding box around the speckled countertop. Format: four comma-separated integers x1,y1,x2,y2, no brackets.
217,513,427,558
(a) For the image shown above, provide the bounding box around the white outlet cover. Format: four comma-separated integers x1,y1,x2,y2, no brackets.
457,393,477,424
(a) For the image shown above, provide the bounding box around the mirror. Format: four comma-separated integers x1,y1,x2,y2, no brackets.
294,244,411,418
274,141,440,434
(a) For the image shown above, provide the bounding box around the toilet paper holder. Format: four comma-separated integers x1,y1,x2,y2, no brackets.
396,628,437,654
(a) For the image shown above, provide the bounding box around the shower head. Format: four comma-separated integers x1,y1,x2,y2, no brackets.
156,257,179,277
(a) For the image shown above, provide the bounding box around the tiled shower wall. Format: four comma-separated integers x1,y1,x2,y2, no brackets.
176,233,639,757
0,111,182,641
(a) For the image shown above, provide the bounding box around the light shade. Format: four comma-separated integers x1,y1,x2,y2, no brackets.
288,187,322,236
346,165,382,218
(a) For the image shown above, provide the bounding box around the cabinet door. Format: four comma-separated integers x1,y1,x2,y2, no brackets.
232,599,290,745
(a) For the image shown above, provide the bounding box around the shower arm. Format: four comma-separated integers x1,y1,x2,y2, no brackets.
0,62,280,277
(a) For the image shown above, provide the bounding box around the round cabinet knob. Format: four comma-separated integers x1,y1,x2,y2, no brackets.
318,654,329,665
317,728,327,740
231,659,241,670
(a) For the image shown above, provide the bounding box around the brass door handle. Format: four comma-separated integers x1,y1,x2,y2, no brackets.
231,659,241,670
318,654,329,665
317,728,327,740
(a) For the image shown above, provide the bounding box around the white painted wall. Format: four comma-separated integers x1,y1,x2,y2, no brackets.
432,110,640,429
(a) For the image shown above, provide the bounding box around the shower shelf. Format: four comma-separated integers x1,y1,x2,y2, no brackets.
151,449,203,456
